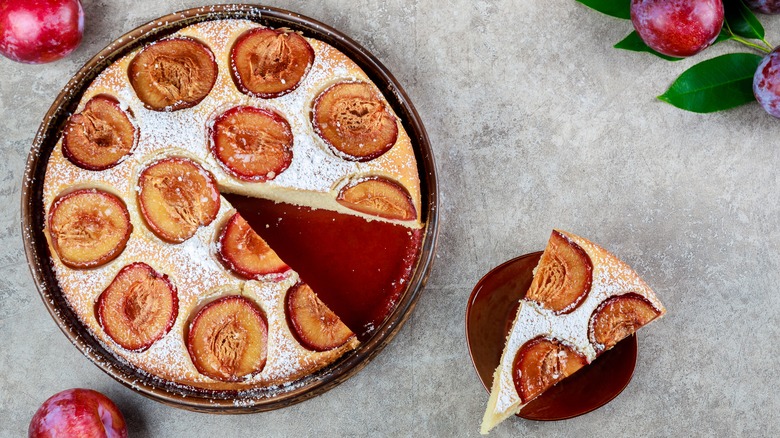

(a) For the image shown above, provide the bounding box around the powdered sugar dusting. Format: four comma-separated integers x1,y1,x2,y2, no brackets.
40,19,418,392
52,18,421,214
494,302,550,413
79,18,421,226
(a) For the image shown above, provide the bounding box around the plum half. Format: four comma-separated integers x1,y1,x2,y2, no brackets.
210,106,293,181
512,336,588,404
96,262,178,352
312,82,398,161
186,295,268,381
48,189,132,269
138,157,220,243
336,176,416,221
62,94,136,170
230,27,315,98
525,231,593,314
128,37,217,111
286,282,354,352
218,212,290,280
589,293,662,353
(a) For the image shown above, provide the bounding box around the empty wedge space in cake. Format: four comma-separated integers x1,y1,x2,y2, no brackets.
480,230,665,434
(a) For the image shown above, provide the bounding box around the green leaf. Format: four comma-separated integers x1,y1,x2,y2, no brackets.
714,29,733,45
575,0,631,19
658,53,762,113
614,31,682,61
724,0,765,40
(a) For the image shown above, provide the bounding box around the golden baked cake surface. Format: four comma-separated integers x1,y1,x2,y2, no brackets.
42,19,422,393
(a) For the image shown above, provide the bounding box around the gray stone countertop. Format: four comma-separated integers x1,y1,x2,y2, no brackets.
2,1,779,436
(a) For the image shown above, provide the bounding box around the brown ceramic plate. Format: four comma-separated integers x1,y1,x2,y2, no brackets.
465,252,637,421
21,4,438,413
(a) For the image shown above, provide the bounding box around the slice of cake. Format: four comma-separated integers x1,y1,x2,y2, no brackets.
480,230,665,434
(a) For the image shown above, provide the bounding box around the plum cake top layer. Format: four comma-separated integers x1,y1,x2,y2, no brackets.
41,19,425,394
47,19,421,229
480,230,665,434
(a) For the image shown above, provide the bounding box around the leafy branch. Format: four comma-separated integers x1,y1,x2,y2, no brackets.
575,0,775,113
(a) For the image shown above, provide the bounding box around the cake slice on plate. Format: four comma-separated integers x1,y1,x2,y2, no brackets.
480,230,665,434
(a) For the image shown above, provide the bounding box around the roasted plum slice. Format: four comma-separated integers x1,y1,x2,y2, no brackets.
48,189,132,269
218,212,289,279
230,27,315,98
512,336,588,404
312,82,398,161
138,157,220,243
210,106,293,181
128,37,217,111
590,293,661,353
525,230,593,314
62,94,136,170
337,176,416,221
96,263,178,352
286,282,354,352
187,295,268,381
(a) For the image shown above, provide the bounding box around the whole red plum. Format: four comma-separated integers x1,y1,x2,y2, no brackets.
631,0,724,58
754,47,780,118
744,0,780,14
28,388,128,438
0,0,84,64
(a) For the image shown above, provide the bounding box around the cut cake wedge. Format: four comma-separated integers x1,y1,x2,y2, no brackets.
480,230,665,434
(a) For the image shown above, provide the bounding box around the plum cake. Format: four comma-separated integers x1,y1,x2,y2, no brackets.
42,19,423,393
480,230,665,434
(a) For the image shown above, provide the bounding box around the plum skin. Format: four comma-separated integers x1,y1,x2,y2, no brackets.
744,0,780,14
754,47,780,118
0,0,84,64
630,0,724,58
28,388,128,438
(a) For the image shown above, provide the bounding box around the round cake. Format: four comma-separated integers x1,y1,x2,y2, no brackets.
42,19,423,393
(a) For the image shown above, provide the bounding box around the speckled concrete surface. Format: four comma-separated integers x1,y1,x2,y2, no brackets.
2,1,779,436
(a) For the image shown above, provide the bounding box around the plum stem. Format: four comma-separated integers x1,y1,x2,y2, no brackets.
760,37,774,52
731,35,772,53
724,22,772,54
